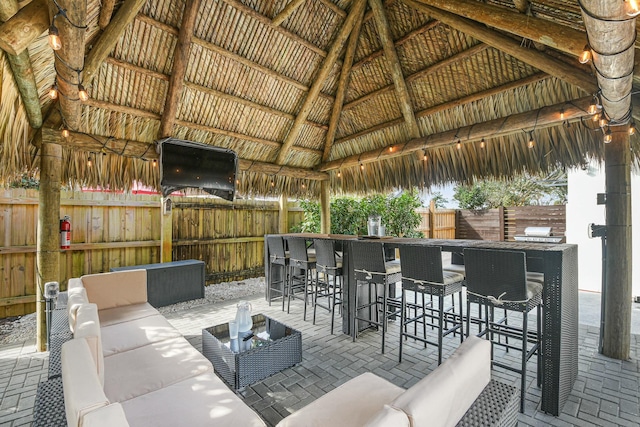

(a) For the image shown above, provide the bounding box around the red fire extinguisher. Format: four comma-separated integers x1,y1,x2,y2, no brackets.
60,215,71,249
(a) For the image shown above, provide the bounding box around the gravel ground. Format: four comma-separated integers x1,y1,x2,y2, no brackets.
0,277,266,346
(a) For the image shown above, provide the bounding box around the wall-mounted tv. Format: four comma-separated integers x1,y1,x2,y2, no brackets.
159,138,237,201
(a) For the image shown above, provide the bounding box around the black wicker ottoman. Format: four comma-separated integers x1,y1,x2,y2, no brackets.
202,314,302,389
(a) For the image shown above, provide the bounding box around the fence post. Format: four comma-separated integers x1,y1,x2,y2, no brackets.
429,199,435,238
498,205,505,241
278,193,288,233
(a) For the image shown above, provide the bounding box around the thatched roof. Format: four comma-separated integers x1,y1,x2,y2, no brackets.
0,0,638,198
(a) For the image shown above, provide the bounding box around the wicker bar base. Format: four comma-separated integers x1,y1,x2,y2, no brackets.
202,314,302,390
33,377,66,427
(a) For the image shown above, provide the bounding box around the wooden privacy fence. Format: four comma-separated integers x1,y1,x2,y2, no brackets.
0,189,303,318
416,206,456,238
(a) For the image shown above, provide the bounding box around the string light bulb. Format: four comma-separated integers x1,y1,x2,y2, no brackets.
629,121,637,136
423,153,427,161
456,140,462,150
560,108,565,120
360,163,364,171
627,0,640,16
61,128,69,138
78,84,89,102
152,159,157,167
579,44,591,64
598,113,607,128
528,132,535,148
588,98,598,115
480,138,486,149
388,146,393,153
48,25,62,50
604,127,613,143
337,170,341,178
49,84,58,100
87,155,93,167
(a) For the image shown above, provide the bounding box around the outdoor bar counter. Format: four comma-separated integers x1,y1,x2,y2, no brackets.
264,234,578,416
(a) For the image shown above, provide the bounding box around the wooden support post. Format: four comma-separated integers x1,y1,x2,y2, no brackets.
272,0,305,26
160,198,173,263
498,205,505,241
428,199,435,238
0,0,49,55
602,127,632,360
278,193,289,234
36,143,62,352
320,181,331,233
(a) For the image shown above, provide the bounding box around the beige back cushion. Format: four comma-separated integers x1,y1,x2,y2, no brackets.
81,270,147,310
81,403,130,427
61,338,110,427
74,303,105,386
67,286,89,333
365,404,410,427
391,336,491,427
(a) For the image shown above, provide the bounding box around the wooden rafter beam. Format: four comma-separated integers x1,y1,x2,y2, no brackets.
323,4,365,162
83,97,323,157
40,128,329,181
275,0,367,165
273,0,305,26
135,13,335,104
0,0,48,56
319,95,593,171
345,43,489,111
369,0,420,138
412,0,586,57
352,19,439,71
159,0,200,138
335,72,548,145
106,57,327,130
50,0,85,131
98,0,116,29
84,0,147,83
0,0,42,128
402,0,598,95
221,0,326,58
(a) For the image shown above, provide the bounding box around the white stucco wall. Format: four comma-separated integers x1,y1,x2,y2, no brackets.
566,162,639,299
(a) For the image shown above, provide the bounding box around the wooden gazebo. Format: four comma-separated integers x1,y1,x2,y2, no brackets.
0,0,636,357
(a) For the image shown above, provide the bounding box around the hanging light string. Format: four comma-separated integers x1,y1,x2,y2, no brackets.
48,0,89,51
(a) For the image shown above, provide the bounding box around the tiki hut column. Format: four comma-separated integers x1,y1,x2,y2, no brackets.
320,181,330,234
36,143,62,352
580,0,634,360
603,128,632,359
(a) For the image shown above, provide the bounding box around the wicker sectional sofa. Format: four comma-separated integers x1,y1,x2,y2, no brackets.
62,269,266,427
276,335,519,427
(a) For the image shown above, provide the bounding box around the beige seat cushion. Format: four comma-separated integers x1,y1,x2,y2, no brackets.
276,373,404,427
527,272,544,284
526,280,543,300
442,270,464,285
390,336,491,427
443,263,466,276
81,403,130,427
121,373,266,427
364,404,410,427
103,336,213,403
385,260,401,274
61,338,110,427
98,303,159,327
82,270,148,311
100,314,182,357
74,303,105,386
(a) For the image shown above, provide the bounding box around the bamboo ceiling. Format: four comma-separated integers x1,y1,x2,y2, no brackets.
0,0,638,198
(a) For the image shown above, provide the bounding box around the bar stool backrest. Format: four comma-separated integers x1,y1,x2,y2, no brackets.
286,237,311,268
351,241,388,284
463,248,528,302
267,236,287,266
399,245,444,285
313,239,338,274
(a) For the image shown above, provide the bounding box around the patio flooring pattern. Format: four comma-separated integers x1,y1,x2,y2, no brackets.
0,292,639,427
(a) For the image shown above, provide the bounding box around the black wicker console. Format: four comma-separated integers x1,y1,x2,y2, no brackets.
457,379,519,426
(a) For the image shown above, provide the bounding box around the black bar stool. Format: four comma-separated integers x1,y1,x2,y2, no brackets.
351,241,401,354
266,236,289,310
464,248,543,413
286,237,316,320
398,245,464,364
312,239,343,334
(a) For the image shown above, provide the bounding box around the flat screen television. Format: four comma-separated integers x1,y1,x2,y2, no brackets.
159,138,237,201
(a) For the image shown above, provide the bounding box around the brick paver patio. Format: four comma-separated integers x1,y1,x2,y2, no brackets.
0,291,638,426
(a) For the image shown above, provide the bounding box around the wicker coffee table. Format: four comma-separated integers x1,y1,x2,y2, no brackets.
202,314,302,389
